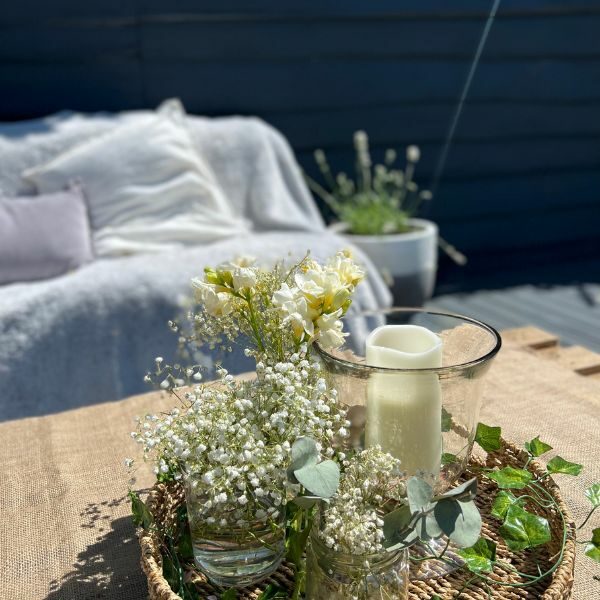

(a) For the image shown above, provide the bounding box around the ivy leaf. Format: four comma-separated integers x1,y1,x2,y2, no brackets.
458,537,497,573
585,528,600,563
434,477,477,503
177,527,194,561
585,483,600,508
129,491,153,529
294,459,340,498
434,498,482,548
441,407,452,432
475,423,502,453
442,452,458,466
524,436,553,457
221,590,238,600
162,554,180,592
287,437,319,483
491,490,519,520
488,466,532,489
547,456,583,476
499,504,551,551
257,584,288,599
407,477,433,512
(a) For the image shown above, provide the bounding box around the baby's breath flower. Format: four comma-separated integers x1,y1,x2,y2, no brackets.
318,447,405,555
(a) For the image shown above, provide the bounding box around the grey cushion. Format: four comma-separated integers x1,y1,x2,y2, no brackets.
0,186,93,284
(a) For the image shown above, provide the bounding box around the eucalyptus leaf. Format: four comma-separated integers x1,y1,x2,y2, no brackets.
433,498,482,548
499,504,551,552
547,456,583,476
418,513,444,541
458,537,497,573
585,483,600,508
524,436,553,457
383,504,412,542
441,407,452,432
475,423,502,453
488,466,532,489
407,477,434,513
491,490,519,520
292,495,323,509
384,527,419,551
294,459,340,498
433,477,477,503
287,437,320,483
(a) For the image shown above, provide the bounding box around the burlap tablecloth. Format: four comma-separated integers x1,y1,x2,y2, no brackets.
1,342,599,599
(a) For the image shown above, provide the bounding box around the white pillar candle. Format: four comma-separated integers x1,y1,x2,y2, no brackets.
365,325,442,478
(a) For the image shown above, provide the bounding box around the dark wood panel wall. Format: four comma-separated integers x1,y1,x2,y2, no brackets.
1,0,599,271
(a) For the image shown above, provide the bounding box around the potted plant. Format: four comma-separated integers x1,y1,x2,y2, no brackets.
306,131,453,307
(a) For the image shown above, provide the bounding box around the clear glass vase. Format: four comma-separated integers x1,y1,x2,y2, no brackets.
315,308,501,490
305,528,409,600
183,476,286,588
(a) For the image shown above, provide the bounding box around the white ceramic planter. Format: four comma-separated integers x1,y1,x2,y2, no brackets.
330,218,438,307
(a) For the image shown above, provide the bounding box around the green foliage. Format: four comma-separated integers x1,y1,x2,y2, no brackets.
294,460,340,499
524,436,553,457
474,423,502,453
585,528,600,563
441,452,458,466
546,456,583,476
434,498,482,548
458,537,497,574
441,407,453,432
488,466,533,489
257,584,288,599
407,477,433,512
306,132,432,236
288,437,340,499
129,491,153,529
220,590,238,600
499,505,551,552
585,483,600,508
434,477,477,503
491,490,519,521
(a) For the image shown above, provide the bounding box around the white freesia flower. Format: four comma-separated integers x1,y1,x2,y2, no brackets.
282,296,315,339
232,267,257,292
318,324,347,349
203,287,234,317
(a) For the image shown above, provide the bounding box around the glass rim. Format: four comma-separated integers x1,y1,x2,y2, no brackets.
314,307,502,374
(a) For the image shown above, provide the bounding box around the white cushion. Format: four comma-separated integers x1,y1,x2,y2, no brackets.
22,100,248,256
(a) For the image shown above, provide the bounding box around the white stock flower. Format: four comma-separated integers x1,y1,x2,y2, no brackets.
232,267,257,292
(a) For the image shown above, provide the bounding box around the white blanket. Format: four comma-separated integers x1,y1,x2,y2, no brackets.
0,111,390,420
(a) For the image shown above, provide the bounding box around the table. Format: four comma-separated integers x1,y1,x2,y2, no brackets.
2,327,599,599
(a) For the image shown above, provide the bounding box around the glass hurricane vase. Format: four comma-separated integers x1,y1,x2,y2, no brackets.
305,527,409,600
183,475,286,588
316,308,501,490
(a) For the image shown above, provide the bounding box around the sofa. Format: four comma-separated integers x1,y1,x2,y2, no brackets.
0,103,390,421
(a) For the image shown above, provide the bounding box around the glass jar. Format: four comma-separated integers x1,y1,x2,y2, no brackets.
305,527,409,600
183,475,286,588
315,308,501,491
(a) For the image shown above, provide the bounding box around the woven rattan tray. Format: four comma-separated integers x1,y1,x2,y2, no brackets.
138,439,576,599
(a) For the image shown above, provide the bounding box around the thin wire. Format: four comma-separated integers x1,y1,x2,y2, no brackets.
429,0,502,199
